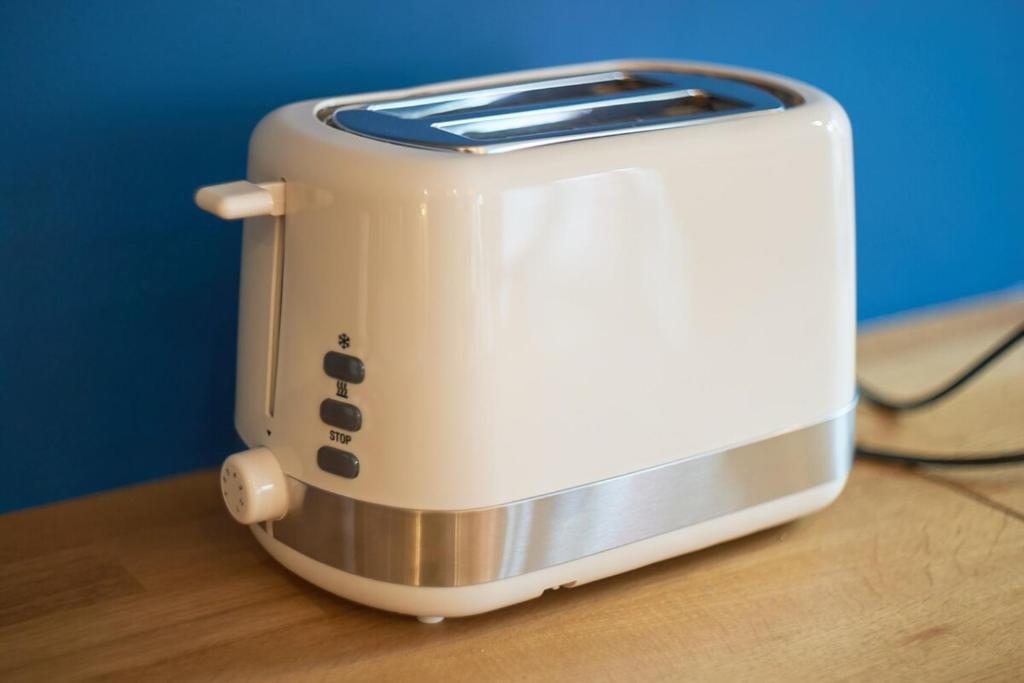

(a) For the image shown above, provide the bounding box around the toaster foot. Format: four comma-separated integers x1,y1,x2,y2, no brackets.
417,616,445,624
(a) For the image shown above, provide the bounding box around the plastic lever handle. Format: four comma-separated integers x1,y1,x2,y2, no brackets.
195,180,285,219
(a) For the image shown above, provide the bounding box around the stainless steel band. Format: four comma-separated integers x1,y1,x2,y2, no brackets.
269,404,854,588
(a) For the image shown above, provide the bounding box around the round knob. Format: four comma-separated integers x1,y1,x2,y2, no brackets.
220,448,288,524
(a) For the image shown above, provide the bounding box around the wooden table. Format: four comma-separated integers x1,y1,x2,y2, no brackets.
2,295,1022,681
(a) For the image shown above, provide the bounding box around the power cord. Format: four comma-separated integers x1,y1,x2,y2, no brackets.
855,319,1024,467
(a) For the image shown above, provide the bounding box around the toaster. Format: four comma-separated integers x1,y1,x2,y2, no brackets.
195,59,856,623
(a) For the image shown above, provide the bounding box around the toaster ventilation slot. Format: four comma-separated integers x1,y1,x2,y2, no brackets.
321,68,797,154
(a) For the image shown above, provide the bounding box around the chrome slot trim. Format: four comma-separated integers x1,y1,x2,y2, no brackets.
323,67,797,154
271,404,854,587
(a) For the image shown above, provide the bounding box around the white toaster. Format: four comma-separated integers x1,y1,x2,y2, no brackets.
195,59,856,623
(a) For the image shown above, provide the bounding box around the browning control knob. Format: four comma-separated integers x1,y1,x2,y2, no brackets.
220,448,288,524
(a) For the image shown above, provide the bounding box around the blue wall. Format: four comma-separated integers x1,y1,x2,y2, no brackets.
1,1,1021,512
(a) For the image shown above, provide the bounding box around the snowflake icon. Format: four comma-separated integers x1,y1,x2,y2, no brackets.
338,333,351,349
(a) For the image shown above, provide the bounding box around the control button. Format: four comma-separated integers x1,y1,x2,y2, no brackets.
317,446,360,479
323,352,365,384
320,399,362,431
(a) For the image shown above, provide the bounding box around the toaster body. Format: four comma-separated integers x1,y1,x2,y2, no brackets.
197,60,856,621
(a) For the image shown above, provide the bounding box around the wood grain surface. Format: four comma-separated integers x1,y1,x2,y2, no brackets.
2,293,1022,682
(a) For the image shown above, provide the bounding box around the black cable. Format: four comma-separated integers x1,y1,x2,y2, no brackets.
855,445,1024,467
858,320,1024,411
855,318,1024,467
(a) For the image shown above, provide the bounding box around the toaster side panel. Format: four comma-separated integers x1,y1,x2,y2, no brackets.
469,92,856,509
236,108,505,503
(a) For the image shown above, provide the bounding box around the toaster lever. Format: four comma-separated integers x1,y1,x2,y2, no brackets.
194,180,285,219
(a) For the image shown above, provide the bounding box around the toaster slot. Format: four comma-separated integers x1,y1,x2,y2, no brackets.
367,72,668,120
324,67,798,153
436,91,746,142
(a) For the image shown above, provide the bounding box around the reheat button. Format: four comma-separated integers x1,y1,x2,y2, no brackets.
320,399,362,432
323,352,365,384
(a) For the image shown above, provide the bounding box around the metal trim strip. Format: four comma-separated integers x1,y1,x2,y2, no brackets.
270,404,854,587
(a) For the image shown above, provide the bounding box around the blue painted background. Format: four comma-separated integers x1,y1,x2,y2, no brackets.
1,1,1021,512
